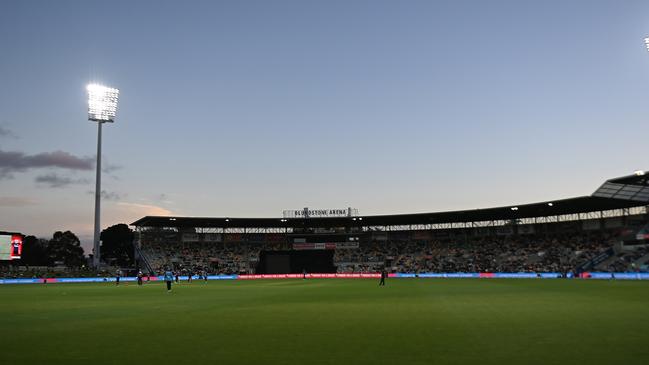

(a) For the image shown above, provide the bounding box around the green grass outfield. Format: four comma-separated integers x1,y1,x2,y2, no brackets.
1,279,648,365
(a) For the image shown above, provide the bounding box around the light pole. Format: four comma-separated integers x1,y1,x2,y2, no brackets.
87,83,119,268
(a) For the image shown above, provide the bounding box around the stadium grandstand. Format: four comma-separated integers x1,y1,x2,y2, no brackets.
131,172,649,276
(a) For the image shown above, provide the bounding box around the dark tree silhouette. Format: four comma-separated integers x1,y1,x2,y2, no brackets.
47,231,85,268
100,224,134,267
20,235,50,266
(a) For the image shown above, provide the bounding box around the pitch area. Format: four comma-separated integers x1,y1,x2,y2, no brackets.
1,278,648,365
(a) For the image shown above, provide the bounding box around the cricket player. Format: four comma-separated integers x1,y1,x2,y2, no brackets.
164,269,174,292
379,269,386,286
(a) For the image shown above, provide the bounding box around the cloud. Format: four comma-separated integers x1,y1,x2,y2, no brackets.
102,161,123,181
102,163,122,174
104,202,174,227
117,202,173,217
86,190,125,201
35,173,90,188
0,149,94,179
0,196,36,207
0,126,15,138
101,191,123,201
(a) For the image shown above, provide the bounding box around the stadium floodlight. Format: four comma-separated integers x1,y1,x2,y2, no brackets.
644,38,649,52
87,83,120,268
634,170,645,176
87,84,119,122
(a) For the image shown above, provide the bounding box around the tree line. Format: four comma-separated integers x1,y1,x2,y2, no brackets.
17,224,135,268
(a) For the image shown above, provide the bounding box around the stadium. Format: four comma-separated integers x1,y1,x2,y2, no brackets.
127,172,649,279
3,2,649,365
2,172,649,365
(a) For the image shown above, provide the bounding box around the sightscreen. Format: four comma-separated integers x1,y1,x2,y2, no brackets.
257,250,335,274
264,254,291,274
0,234,22,260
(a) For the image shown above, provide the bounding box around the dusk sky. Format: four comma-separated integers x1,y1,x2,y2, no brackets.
1,0,648,251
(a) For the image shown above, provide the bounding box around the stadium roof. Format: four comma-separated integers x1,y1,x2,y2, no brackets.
131,172,649,229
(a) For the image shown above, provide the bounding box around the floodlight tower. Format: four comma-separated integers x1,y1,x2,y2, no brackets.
87,84,120,268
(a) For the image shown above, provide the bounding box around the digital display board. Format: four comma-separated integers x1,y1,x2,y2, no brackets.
0,234,22,260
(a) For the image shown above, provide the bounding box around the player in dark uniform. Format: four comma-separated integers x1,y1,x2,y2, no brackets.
137,271,143,286
115,269,121,286
379,269,386,286
187,269,193,283
175,271,179,283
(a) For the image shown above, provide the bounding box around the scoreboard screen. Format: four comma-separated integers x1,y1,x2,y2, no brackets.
0,234,22,260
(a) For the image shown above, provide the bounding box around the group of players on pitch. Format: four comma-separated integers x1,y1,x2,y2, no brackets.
116,268,388,292
114,269,209,290
162,269,209,291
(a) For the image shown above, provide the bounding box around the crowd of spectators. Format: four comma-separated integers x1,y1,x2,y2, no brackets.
137,231,648,275
336,233,618,273
603,246,649,272
141,240,288,275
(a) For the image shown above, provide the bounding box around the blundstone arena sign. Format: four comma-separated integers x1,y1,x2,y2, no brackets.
283,207,359,218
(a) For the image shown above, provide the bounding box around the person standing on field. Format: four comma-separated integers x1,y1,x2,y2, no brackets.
379,268,386,286
164,269,174,292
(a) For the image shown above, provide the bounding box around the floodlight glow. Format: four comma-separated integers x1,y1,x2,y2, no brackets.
87,84,119,122
645,38,649,51
635,170,645,176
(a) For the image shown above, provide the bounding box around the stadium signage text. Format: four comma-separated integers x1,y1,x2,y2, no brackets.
292,242,360,250
283,207,359,218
